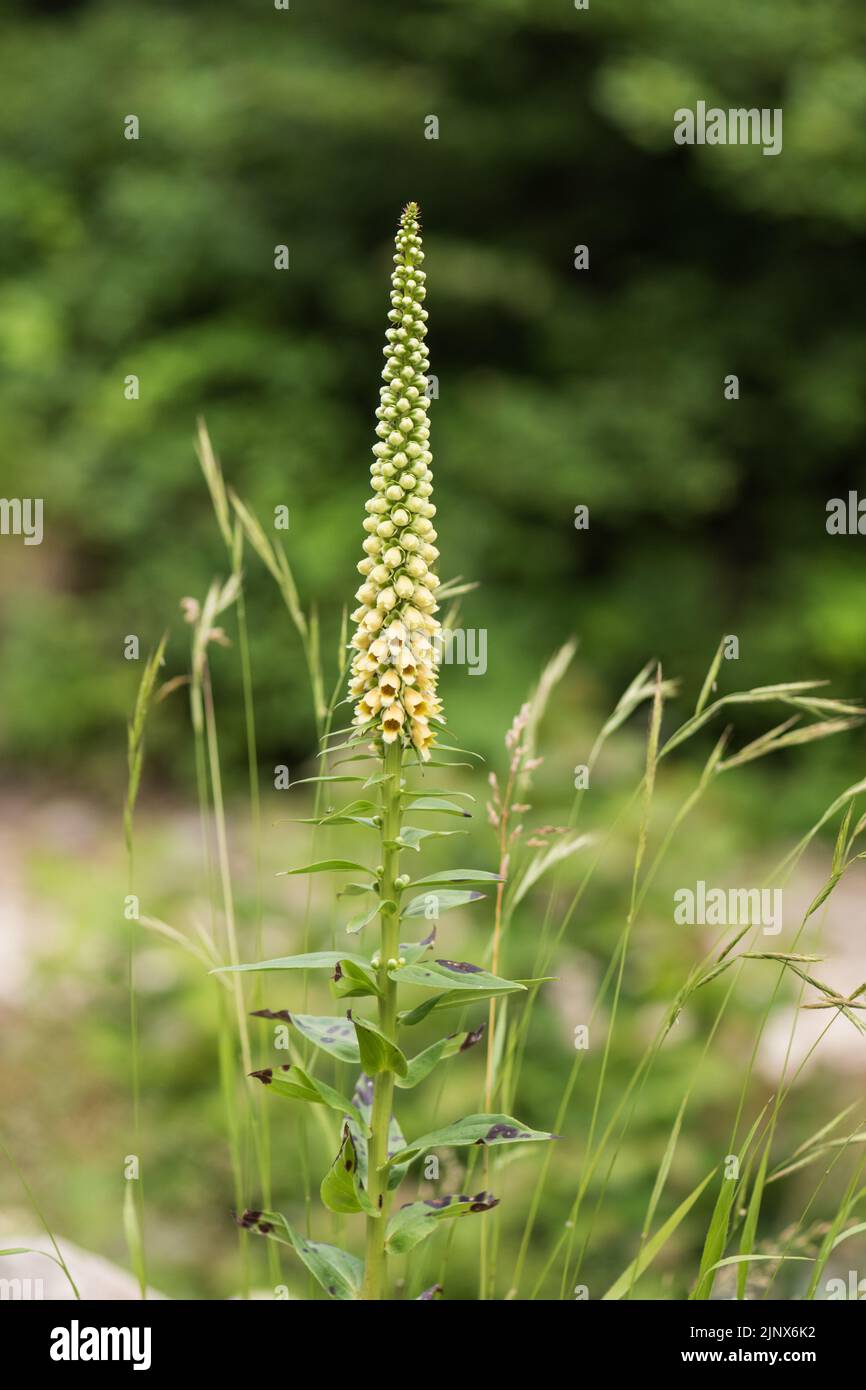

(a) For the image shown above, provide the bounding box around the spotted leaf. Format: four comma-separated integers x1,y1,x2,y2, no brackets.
287,1013,360,1064
388,1113,558,1166
248,1063,359,1125
237,1209,362,1300
395,1026,485,1090
391,959,526,995
386,1192,499,1254
321,1125,378,1217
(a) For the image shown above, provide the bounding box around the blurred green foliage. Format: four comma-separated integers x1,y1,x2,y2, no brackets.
3,0,866,788
3,0,866,1302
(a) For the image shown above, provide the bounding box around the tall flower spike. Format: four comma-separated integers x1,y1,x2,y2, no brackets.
349,202,442,760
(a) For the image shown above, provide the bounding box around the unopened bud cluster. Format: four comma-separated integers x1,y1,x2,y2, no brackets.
349,203,442,760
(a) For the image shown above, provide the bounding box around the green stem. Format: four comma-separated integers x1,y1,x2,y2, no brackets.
201,661,255,1298
361,740,403,1300
235,586,280,1287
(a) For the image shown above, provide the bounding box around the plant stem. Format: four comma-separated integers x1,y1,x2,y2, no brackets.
361,739,403,1300
198,663,253,1297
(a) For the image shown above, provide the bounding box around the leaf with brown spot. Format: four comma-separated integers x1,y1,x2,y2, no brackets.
388,1113,557,1167
243,1210,363,1300
251,1063,361,1125
321,1126,378,1216
395,1028,485,1090
386,1194,499,1255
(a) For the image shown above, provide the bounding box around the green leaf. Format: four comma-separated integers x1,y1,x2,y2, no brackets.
331,959,381,1000
692,1107,767,1299
239,1210,363,1300
249,1062,358,1122
708,1253,813,1274
398,980,550,1026
345,901,384,936
408,869,504,887
287,1013,360,1064
400,930,437,965
391,959,526,996
324,799,380,818
395,1026,485,1089
402,889,486,919
602,1166,718,1300
289,800,381,830
768,1102,859,1184
406,798,472,818
391,826,466,852
363,770,397,788
737,1138,771,1299
288,775,366,788
389,1113,557,1166
830,1220,866,1252
385,1193,499,1254
213,950,371,976
321,1125,377,1216
292,813,379,828
337,882,377,898
402,787,475,801
351,1013,408,1077
276,859,371,877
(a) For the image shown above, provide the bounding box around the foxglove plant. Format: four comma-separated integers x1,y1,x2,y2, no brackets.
221,205,556,1301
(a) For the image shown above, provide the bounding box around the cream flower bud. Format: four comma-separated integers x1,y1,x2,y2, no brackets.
348,203,442,757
